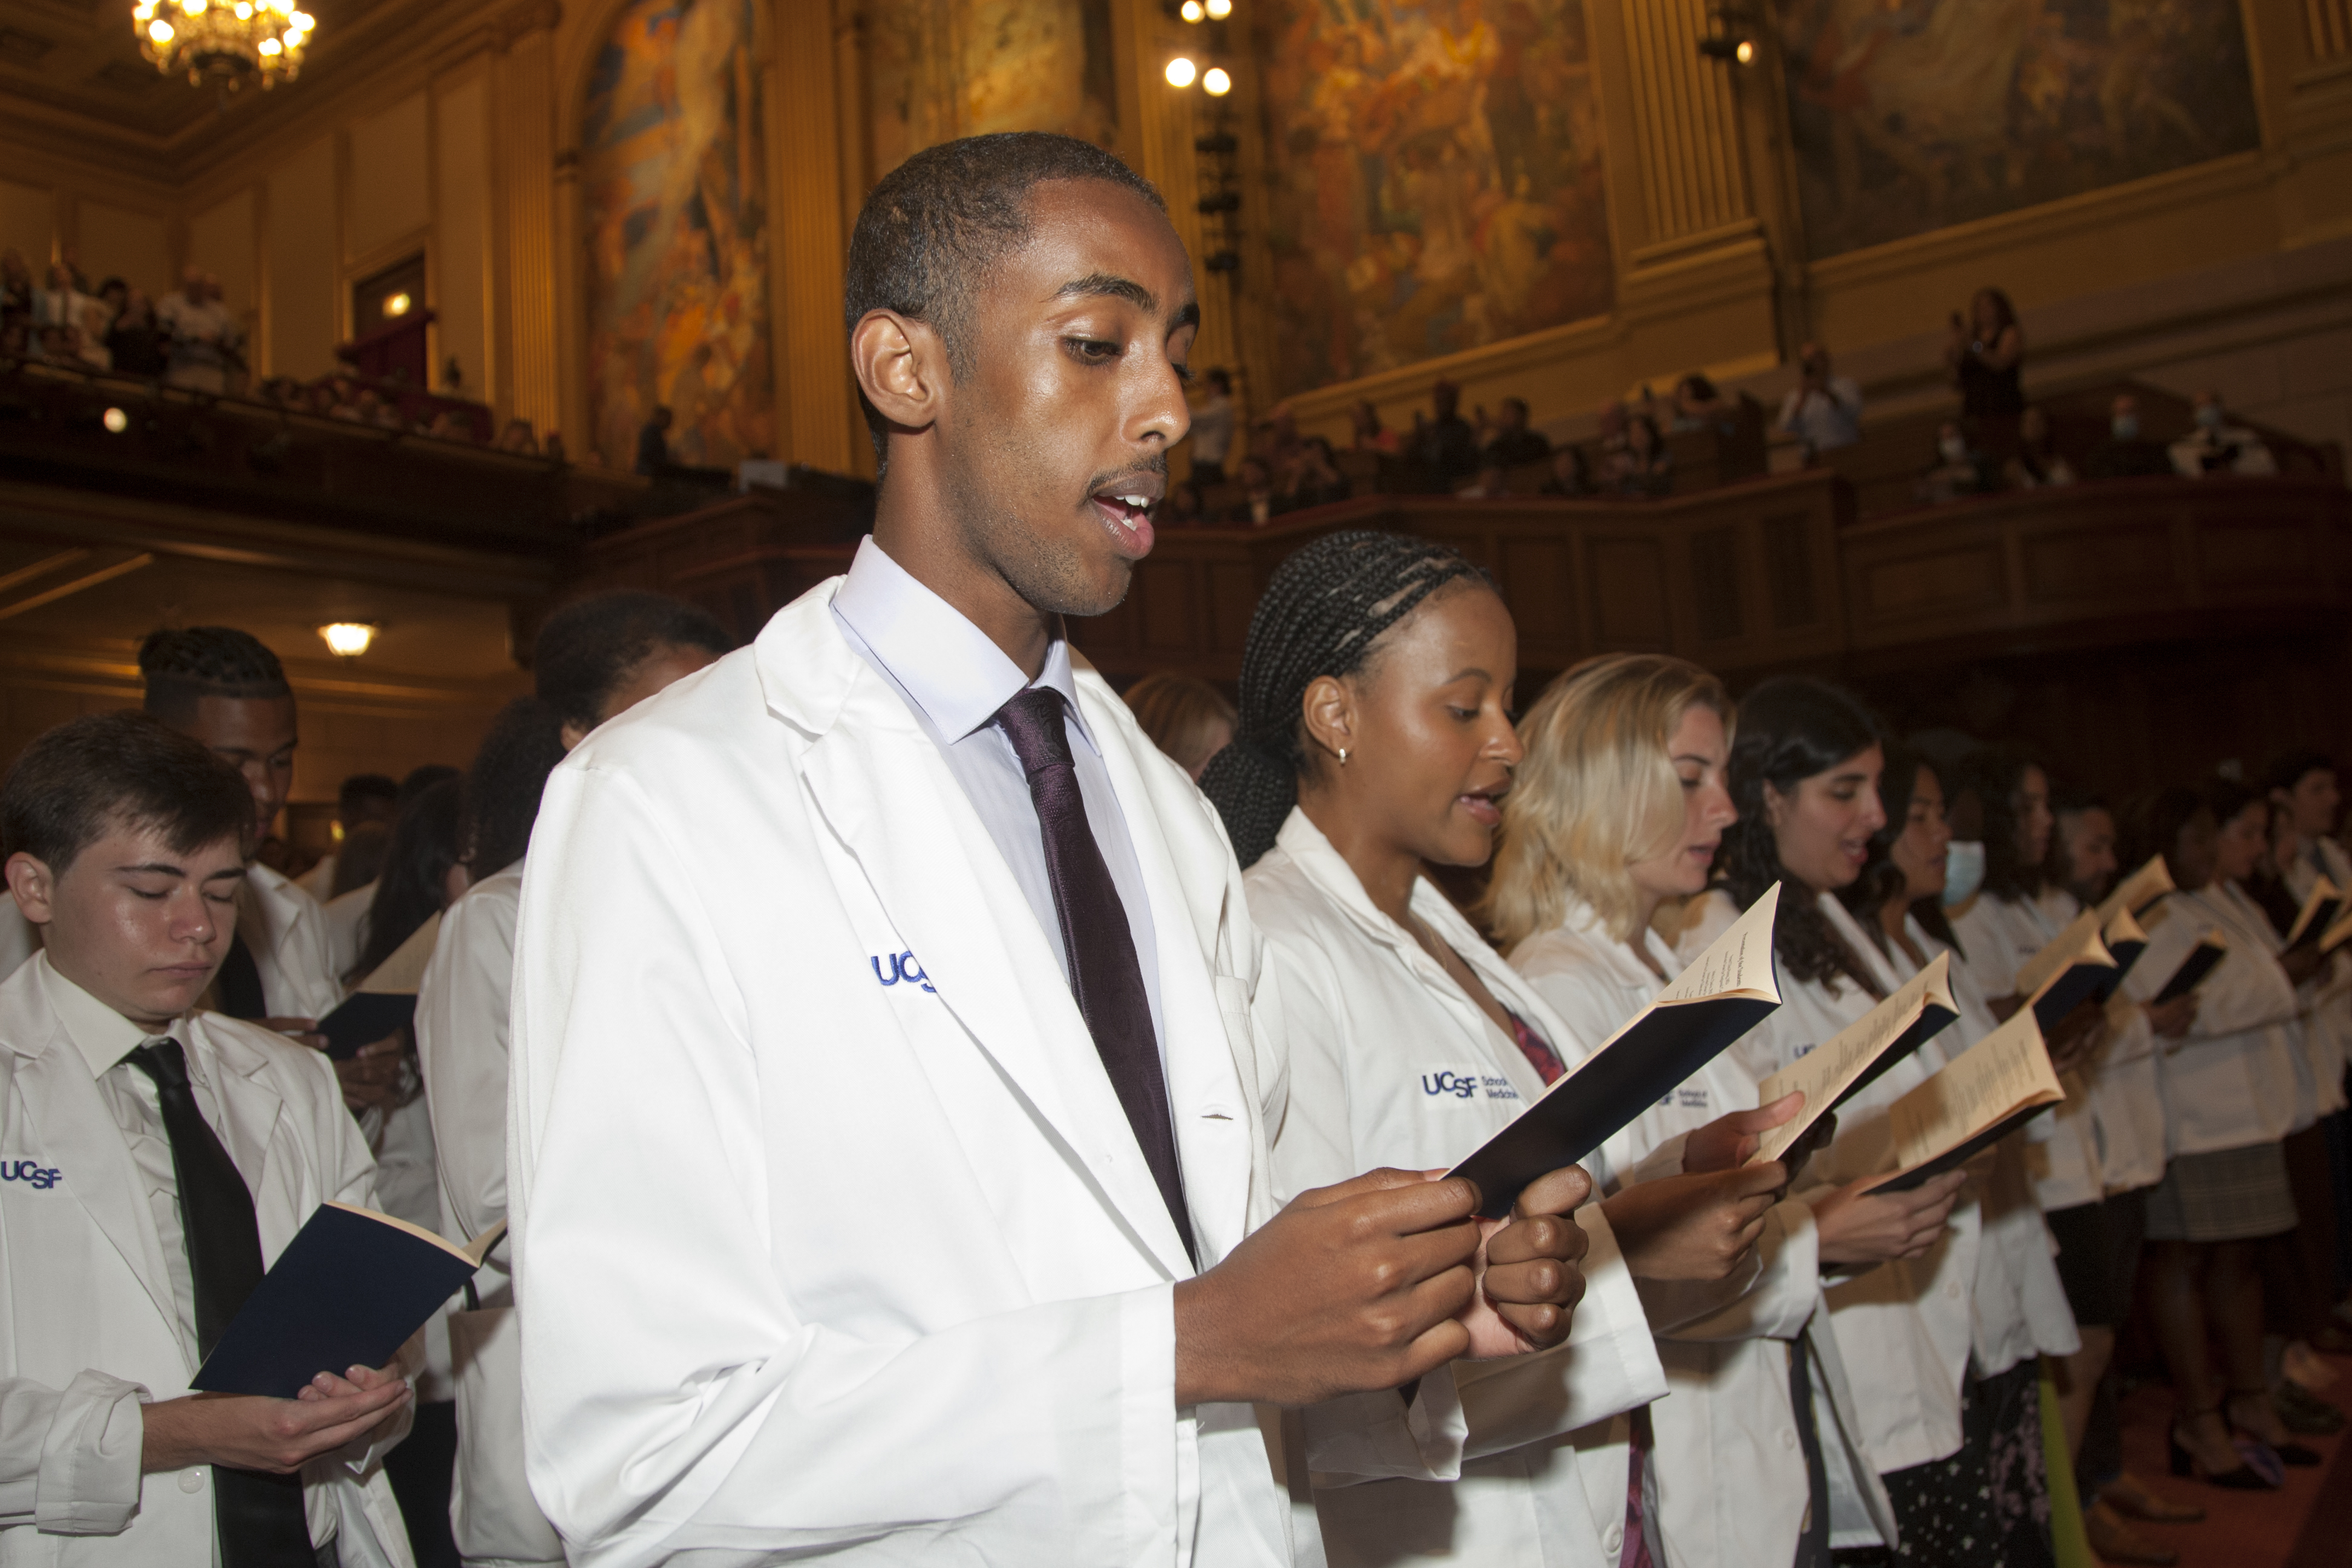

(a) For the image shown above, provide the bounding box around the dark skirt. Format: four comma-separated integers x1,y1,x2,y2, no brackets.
2145,1142,2297,1243
1859,1359,2056,1567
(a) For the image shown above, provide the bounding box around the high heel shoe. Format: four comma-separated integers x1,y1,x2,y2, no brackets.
2229,1389,2325,1467
2169,1413,2277,1489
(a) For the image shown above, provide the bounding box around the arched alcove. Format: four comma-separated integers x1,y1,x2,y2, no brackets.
578,0,776,471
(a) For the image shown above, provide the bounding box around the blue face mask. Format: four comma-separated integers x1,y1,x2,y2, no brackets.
2196,403,2226,430
2112,413,2140,442
1942,840,1986,909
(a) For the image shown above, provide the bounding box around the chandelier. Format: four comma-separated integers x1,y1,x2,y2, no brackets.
136,0,313,90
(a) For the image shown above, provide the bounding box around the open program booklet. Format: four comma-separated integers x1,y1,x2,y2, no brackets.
2282,876,2342,955
2095,855,2177,926
2012,907,2119,1033
1450,884,1782,1219
1749,950,1960,1167
1866,1008,2063,1194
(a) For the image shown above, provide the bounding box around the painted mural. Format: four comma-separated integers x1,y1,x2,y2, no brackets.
1780,0,2262,259
1255,0,1614,398
864,0,1120,181
581,0,773,471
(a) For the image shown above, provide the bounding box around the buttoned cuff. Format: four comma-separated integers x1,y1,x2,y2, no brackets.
37,1371,148,1535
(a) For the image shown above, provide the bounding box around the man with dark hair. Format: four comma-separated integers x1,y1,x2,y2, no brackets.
0,711,417,1566
1411,377,1480,490
297,774,402,902
632,405,674,476
1478,395,1550,468
138,627,341,1034
511,131,1593,1565
532,590,731,747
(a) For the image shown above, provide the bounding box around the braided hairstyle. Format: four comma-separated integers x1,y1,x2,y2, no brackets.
1718,675,1887,995
139,626,290,725
1198,531,1492,869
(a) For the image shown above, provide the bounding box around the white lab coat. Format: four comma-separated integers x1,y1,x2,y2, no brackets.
0,955,415,1568
1682,890,1979,1543
2284,837,2352,1118
1246,813,1665,1568
238,863,341,1023
324,882,375,988
0,910,36,984
414,864,555,1566
2150,884,2305,1155
508,581,1298,1568
1950,890,2105,1210
1509,897,1897,1568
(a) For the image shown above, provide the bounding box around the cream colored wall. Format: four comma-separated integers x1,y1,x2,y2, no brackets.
265,137,341,379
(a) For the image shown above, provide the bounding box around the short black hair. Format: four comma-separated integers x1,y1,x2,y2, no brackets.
843,131,1166,462
397,765,460,810
338,773,399,818
2,711,254,876
534,590,731,732
2262,748,2337,795
351,777,463,982
461,696,569,879
139,626,291,725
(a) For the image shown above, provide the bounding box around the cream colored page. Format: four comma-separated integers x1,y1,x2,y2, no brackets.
1654,882,1782,1006
2097,856,2177,924
2105,906,2146,953
1886,1008,2062,1171
2013,907,2108,1002
1754,950,1952,1165
2284,876,2341,947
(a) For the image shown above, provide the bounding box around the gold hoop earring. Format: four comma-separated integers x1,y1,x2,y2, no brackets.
1337,747,1350,765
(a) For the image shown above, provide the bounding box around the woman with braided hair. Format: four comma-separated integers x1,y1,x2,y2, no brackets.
1202,531,1798,1568
1681,676,2053,1566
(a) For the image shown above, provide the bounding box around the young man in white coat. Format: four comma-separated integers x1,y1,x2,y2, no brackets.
508,131,1598,1568
0,711,417,1566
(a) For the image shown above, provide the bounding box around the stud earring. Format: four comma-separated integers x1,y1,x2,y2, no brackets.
1337,747,1350,765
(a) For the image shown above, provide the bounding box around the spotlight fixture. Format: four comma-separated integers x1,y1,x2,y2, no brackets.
1203,66,1231,95
1165,54,1196,88
1204,0,1230,16
318,621,377,658
102,407,129,433
1180,0,1201,19
383,291,412,318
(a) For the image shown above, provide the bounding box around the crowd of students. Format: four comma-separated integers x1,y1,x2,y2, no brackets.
5,131,2343,1568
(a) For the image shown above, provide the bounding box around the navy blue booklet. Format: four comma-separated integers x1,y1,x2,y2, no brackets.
192,1204,503,1399
1449,885,1782,1219
313,913,440,1060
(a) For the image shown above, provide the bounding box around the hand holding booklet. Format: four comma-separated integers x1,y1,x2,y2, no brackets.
1866,1008,2064,1193
2011,908,2117,1033
2095,855,2176,925
193,1204,505,1399
1449,884,1782,1219
1748,951,1959,1167
2149,930,2228,1005
314,913,440,1060
2281,877,2342,954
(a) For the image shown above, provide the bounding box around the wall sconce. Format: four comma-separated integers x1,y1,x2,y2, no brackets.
319,621,377,658
1165,55,1196,87
1203,66,1231,95
1697,35,1754,63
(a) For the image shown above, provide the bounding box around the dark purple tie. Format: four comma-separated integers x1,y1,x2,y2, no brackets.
995,687,1197,1264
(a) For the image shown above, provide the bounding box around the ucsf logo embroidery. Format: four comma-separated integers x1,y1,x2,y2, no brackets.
1420,1070,1520,1102
871,952,936,993
2,1159,60,1191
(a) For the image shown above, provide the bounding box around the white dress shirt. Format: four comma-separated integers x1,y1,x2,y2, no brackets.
831,534,1166,1065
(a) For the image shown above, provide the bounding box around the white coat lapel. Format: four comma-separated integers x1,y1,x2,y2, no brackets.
3,994,181,1339
189,1018,285,1206
793,658,1195,1277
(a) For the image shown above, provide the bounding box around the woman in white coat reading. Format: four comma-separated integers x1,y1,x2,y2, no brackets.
1201,533,1797,1568
1496,654,1952,1568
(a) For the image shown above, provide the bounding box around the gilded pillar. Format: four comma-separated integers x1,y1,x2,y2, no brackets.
493,0,564,436
772,0,857,474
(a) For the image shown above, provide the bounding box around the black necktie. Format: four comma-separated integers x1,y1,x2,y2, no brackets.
995,688,1197,1265
215,933,269,1021
125,1039,315,1566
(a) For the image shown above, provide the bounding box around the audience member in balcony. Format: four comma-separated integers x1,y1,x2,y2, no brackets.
1478,395,1552,467
543,431,567,465
1348,397,1402,456
498,418,541,455
1457,458,1514,499
2171,391,2277,479
105,289,168,377
635,404,676,475
1667,373,1736,437
2084,394,2175,480
1410,376,1480,491
1279,435,1349,510
1188,367,1236,483
1918,419,1999,505
1945,286,2025,421
1122,673,1236,782
31,262,106,370
1222,456,1280,526
2005,405,2079,489
348,388,402,431
1540,443,1595,497
1776,341,1865,454
1606,414,1674,498
0,249,30,345
1596,397,1631,463
157,266,241,394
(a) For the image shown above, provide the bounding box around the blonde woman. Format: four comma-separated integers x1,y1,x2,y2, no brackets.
1120,671,1236,780
1497,656,1964,1568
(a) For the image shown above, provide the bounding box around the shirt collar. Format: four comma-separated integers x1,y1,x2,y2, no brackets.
41,952,169,1080
832,536,1096,752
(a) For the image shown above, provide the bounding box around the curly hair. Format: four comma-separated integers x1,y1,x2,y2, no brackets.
534,591,731,734
462,696,570,879
1718,675,1887,995
1198,531,1491,869
1838,741,1964,960
138,626,290,724
1486,653,1730,950
2117,786,2212,893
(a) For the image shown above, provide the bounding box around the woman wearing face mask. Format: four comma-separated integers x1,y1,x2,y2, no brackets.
1840,748,2083,1566
1201,532,1791,1568
1494,655,1957,1568
416,592,731,1567
1682,678,2022,1564
2120,782,2320,1490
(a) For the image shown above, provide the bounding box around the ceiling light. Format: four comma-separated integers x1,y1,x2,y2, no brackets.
140,0,309,90
1204,0,1231,16
319,622,377,657
1165,55,1196,87
1180,0,1202,18
1736,39,1755,64
102,407,129,433
384,291,411,317
1203,66,1231,95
